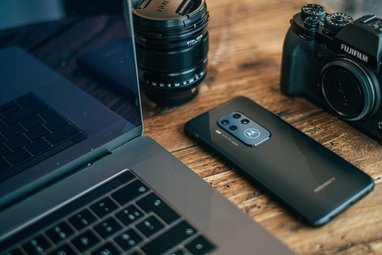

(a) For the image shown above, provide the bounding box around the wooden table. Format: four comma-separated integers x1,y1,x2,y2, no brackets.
1,0,382,254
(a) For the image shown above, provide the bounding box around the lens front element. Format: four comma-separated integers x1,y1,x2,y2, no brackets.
320,59,379,121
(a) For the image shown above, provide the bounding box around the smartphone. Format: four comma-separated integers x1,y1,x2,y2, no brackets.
184,96,374,227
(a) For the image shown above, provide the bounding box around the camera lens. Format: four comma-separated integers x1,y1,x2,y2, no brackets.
233,113,241,119
320,59,380,121
229,125,238,131
241,119,250,124
221,120,230,125
131,0,209,106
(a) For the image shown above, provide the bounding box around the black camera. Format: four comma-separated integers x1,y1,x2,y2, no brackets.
280,4,382,143
131,0,209,106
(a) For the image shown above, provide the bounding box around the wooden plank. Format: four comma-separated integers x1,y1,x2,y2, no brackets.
1,0,382,254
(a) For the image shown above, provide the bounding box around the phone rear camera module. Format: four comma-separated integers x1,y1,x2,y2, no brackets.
241,119,250,124
221,119,230,125
217,112,271,147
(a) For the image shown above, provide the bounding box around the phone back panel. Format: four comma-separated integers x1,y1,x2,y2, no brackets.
185,96,374,226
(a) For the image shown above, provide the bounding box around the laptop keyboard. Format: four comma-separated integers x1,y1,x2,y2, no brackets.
0,169,216,255
0,93,88,181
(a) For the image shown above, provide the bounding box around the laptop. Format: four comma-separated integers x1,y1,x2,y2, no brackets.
0,1,295,254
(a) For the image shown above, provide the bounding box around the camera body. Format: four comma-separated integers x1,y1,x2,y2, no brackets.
281,4,382,143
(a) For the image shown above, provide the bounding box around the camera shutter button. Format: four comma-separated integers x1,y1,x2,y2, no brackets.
304,16,319,30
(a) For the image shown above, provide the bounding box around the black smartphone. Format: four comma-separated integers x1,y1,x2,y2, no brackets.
184,96,374,227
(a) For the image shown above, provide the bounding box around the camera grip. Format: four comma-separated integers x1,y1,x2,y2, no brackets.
280,29,317,96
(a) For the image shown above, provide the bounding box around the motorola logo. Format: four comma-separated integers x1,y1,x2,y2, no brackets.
244,128,261,139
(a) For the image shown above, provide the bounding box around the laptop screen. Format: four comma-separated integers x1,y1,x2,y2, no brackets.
0,0,144,204
0,0,142,130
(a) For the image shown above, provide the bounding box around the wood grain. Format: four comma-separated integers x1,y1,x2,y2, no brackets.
2,0,381,254
143,0,382,254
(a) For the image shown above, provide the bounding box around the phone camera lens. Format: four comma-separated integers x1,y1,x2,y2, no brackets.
229,125,238,130
241,119,250,124
233,113,241,119
221,120,230,125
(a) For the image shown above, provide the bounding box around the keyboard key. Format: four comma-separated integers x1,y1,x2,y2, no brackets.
26,125,49,140
0,133,5,143
21,114,44,129
90,197,118,218
170,249,192,255
68,209,97,231
185,235,216,255
5,148,31,165
116,204,144,226
0,144,10,156
26,139,50,154
0,158,11,172
0,121,5,131
112,180,149,205
91,242,120,255
39,109,66,130
46,125,78,145
93,217,122,238
22,234,51,254
129,252,142,255
137,193,180,224
2,124,24,138
6,134,30,150
48,243,76,255
118,170,136,182
4,101,47,125
136,215,164,238
46,221,74,244
71,230,99,252
114,229,143,251
44,114,67,130
0,102,21,115
141,221,197,255
3,247,24,255
0,102,20,116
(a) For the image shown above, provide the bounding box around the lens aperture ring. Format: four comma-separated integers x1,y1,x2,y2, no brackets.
140,59,207,91
132,0,208,31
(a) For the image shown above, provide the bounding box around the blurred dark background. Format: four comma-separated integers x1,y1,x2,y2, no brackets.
1,0,382,31
321,0,382,17
0,0,122,30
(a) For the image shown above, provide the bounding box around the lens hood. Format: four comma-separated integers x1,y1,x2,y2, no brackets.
132,0,208,31
132,0,208,48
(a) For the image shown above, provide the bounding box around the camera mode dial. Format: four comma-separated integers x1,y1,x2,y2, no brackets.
301,4,326,22
324,13,353,34
304,16,320,30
